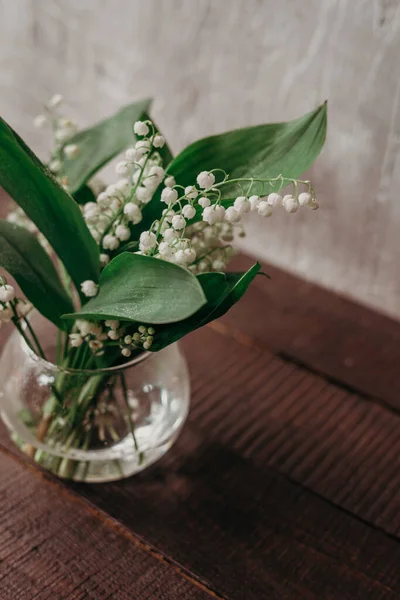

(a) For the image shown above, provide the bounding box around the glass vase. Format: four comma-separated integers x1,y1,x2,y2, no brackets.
0,312,190,482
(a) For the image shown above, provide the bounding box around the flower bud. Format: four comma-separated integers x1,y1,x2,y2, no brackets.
0,284,15,303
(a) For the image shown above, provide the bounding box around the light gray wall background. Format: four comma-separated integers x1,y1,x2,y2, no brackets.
1,0,400,317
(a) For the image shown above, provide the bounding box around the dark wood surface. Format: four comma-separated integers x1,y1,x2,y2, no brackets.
1,251,400,599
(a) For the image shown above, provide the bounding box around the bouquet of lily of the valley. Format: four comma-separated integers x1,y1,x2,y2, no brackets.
0,95,326,479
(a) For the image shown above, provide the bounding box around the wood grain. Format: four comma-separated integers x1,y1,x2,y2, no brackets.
3,417,400,599
224,254,400,410
0,0,399,318
182,327,400,537
60,323,400,599
0,447,215,600
74,428,400,600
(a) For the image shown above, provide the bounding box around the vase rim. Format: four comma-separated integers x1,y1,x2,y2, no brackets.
18,324,151,374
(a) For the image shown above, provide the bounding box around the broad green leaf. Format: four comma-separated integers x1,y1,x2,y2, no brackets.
169,102,327,189
150,272,228,350
136,103,327,232
150,263,261,351
64,253,207,324
204,263,261,323
0,221,74,328
62,102,173,193
0,117,100,296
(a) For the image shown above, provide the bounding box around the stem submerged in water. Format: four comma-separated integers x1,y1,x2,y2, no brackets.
25,354,143,480
120,372,143,464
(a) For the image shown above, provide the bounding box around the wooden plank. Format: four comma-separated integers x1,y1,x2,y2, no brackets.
183,327,400,538
225,255,400,411
60,325,400,599
76,425,400,600
5,324,400,597
0,447,216,600
2,414,400,599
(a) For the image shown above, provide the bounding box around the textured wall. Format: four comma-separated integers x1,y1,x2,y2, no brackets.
1,0,400,317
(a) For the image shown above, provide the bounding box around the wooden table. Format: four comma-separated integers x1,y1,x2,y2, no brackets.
2,254,400,599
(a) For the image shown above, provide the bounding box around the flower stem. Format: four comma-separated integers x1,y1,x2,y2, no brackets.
56,328,62,365
23,316,46,360
9,303,35,353
120,372,142,462
100,150,153,245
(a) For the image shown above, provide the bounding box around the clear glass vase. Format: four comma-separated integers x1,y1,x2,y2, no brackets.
0,312,190,482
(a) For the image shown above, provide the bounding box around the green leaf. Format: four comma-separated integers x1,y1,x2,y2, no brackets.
136,103,327,231
151,263,261,351
0,117,100,296
62,101,173,193
169,102,327,190
73,184,96,205
150,272,228,350
64,253,207,324
204,263,261,322
0,221,74,328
